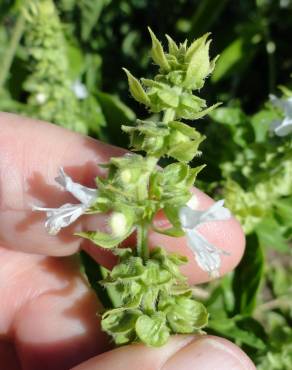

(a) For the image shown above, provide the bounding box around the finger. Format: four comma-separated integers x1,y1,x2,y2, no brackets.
71,335,255,370
0,113,245,283
0,247,109,370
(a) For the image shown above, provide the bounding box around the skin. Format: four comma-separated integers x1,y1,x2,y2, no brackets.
0,113,256,370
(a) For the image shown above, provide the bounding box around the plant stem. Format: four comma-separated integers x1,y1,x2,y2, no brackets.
0,10,26,91
137,223,149,261
163,108,175,123
255,291,292,314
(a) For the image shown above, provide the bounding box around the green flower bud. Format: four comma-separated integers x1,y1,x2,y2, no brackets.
120,169,132,184
109,212,128,237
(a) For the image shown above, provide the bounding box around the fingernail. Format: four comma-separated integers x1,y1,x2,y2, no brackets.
163,336,256,370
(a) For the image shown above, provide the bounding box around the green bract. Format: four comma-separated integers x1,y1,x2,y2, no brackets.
123,120,206,162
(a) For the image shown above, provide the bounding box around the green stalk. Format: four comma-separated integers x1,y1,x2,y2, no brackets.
0,10,26,91
137,223,149,261
162,108,175,123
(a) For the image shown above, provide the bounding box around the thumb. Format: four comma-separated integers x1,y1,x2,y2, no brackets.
71,335,256,370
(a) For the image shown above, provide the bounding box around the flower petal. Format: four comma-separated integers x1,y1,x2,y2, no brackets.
282,97,292,118
55,168,97,206
33,203,86,235
185,229,228,277
274,117,292,137
72,80,88,100
269,119,282,133
179,199,231,229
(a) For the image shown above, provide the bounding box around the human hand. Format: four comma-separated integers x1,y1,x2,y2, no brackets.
0,113,255,370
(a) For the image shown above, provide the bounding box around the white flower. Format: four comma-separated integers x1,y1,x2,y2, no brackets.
179,197,231,277
269,94,292,137
33,168,97,235
72,80,88,100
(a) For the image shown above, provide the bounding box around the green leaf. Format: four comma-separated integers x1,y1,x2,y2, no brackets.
210,107,245,126
188,0,229,36
268,263,292,301
123,68,150,106
152,224,185,237
167,140,201,162
208,317,266,350
66,43,84,80
211,38,244,82
232,234,264,315
135,313,170,347
165,34,179,55
78,0,108,41
148,27,170,71
185,32,211,60
274,197,292,225
75,227,133,249
251,110,277,143
256,216,289,252
184,33,213,89
168,121,204,139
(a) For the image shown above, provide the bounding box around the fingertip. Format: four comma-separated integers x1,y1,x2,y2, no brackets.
163,335,256,370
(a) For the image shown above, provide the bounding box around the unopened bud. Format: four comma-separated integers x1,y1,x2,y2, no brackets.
120,169,132,184
109,212,128,237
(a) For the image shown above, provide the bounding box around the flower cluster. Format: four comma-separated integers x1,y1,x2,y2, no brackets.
22,0,105,134
34,29,231,346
